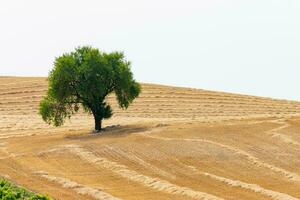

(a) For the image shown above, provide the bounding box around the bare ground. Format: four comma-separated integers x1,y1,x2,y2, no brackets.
1,77,300,200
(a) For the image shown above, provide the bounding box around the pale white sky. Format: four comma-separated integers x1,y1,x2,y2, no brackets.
0,0,299,100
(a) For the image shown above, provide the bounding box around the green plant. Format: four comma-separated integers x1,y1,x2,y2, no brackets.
39,46,141,131
0,179,50,200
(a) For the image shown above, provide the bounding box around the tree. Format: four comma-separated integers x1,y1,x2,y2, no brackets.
39,46,141,132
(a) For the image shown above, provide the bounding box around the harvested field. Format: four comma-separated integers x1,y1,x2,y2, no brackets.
0,76,300,200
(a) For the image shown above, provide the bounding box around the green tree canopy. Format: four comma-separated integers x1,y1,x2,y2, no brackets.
39,46,141,131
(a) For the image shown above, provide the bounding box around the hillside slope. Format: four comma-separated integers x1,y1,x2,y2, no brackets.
0,77,300,200
1,76,300,117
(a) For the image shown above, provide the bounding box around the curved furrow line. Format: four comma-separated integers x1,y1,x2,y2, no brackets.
36,171,121,200
0,142,27,160
141,134,300,182
59,144,224,200
203,172,299,200
0,89,47,96
103,145,176,179
271,134,300,147
0,85,46,92
267,121,300,147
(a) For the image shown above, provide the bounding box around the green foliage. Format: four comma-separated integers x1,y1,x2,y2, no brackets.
0,179,50,200
39,96,73,127
39,46,141,130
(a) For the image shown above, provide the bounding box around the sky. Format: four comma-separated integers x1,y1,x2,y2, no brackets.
0,0,299,100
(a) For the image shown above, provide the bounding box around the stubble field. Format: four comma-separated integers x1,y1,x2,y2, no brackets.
1,76,300,200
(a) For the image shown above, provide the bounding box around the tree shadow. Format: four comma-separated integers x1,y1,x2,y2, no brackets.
64,125,150,140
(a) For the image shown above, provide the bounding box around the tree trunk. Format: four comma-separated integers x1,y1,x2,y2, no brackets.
94,115,102,132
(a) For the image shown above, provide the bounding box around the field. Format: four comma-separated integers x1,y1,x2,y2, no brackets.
1,76,300,200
